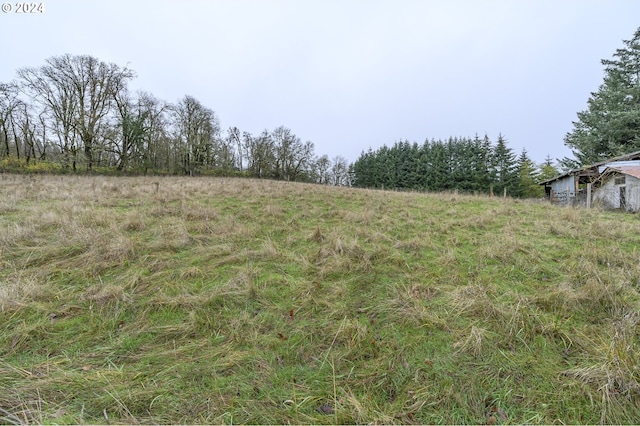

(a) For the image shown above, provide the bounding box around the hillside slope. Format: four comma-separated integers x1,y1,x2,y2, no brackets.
1,175,640,424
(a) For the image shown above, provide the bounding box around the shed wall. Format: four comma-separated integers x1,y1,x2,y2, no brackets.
592,174,640,211
550,176,577,205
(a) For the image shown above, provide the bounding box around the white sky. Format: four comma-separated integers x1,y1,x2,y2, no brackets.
2,0,640,165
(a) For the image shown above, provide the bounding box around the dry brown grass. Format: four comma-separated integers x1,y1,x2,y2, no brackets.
0,271,53,312
454,325,494,357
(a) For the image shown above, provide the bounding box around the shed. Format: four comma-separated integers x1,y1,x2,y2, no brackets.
538,166,599,206
540,150,640,208
591,164,640,211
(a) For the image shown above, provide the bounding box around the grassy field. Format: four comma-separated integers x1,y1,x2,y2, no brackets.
1,174,640,424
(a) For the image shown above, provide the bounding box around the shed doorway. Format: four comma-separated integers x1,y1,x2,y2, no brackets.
620,186,627,209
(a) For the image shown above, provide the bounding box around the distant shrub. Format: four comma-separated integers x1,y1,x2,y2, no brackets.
0,156,27,171
0,157,64,174
25,161,63,174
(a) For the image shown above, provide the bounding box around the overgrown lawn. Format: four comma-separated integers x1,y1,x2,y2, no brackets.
1,174,640,424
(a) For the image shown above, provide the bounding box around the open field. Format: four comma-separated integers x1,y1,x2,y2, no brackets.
1,174,640,424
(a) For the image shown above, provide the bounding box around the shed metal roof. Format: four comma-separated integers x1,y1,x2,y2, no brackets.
598,160,640,173
606,165,640,180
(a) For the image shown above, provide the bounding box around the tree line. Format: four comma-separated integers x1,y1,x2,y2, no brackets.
2,54,563,195
0,54,351,184
351,135,558,197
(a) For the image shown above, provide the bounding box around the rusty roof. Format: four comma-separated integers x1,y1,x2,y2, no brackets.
606,165,640,180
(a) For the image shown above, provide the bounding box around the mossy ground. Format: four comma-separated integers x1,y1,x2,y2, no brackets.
1,174,640,424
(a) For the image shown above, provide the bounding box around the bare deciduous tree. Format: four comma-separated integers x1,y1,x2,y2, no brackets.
18,54,135,170
0,82,22,158
136,92,170,172
171,95,220,175
271,126,315,181
313,154,331,184
330,155,350,186
244,130,275,178
226,126,244,172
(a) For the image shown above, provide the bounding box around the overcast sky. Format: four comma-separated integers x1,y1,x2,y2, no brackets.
2,0,640,164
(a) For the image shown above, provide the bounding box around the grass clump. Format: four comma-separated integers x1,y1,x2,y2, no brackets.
1,174,640,424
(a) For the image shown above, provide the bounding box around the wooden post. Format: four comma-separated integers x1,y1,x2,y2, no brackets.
503,187,507,198
586,183,592,209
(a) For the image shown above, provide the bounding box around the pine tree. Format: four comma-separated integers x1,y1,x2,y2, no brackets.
474,134,495,194
351,149,374,188
491,134,518,196
564,27,640,165
538,155,559,182
397,140,421,189
430,140,453,191
516,148,544,198
417,140,433,190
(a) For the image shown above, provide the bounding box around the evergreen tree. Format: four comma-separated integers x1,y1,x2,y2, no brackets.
564,27,640,165
415,141,431,190
470,134,494,193
491,134,518,196
516,148,544,198
538,155,560,182
450,137,468,190
429,140,453,190
377,145,396,188
395,140,421,189
352,148,380,188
